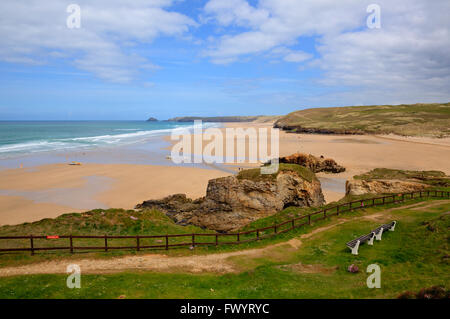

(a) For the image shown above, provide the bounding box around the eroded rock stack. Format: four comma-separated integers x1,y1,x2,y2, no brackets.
136,167,324,232
278,153,345,173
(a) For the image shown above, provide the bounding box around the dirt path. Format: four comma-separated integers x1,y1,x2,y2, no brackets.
1,200,448,277
0,226,335,277
363,199,450,220
0,238,303,277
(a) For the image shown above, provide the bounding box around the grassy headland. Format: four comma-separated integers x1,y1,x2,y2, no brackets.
0,198,448,298
274,102,450,137
353,168,450,187
167,115,281,123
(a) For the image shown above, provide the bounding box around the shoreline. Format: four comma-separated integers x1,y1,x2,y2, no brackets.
0,121,449,226
0,163,231,226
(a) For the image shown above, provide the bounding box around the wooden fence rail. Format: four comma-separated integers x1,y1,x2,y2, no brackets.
0,190,448,255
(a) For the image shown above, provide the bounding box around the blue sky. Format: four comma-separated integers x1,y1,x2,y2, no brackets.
0,0,449,120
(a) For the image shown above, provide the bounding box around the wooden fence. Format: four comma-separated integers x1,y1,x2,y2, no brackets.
0,190,448,255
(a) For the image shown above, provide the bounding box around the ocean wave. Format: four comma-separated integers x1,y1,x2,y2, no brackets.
0,140,79,154
0,123,220,158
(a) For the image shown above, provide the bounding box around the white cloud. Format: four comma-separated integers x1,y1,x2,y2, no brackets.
203,0,450,104
283,51,312,63
0,0,196,82
203,0,362,63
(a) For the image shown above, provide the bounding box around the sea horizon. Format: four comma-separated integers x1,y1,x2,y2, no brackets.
0,120,205,160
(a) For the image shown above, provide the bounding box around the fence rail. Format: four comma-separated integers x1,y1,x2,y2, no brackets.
0,190,448,255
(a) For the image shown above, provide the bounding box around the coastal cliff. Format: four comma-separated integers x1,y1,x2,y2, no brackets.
274,103,450,137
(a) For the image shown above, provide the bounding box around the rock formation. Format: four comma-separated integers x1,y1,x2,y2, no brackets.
345,168,449,196
136,166,324,232
278,153,345,173
345,179,429,196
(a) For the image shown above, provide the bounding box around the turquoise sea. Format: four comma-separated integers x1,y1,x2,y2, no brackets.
0,121,195,159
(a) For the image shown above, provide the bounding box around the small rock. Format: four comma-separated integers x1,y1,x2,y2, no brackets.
130,216,138,221
347,264,359,273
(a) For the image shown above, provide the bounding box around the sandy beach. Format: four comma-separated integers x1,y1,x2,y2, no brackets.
168,121,450,202
0,163,230,226
0,122,449,226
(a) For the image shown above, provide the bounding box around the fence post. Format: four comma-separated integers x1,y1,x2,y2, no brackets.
192,234,195,248
324,209,327,218
30,235,34,256
308,215,311,225
136,236,140,251
274,224,277,234
291,219,295,229
70,235,73,254
165,235,169,250
237,233,240,242
256,229,260,240
104,235,108,252
215,234,218,246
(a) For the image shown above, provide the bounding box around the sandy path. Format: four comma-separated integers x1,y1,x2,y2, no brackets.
5,200,447,277
0,240,299,277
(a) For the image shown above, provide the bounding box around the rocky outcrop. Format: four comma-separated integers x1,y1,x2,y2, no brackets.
146,117,158,121
273,123,364,135
279,153,345,173
345,179,429,196
136,169,324,232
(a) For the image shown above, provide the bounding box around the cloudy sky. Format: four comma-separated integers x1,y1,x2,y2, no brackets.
0,0,449,120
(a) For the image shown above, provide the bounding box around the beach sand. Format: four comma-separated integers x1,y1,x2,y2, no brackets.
169,122,450,202
0,163,229,226
1,122,449,226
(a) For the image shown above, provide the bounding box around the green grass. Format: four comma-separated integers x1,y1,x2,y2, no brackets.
1,198,448,298
0,192,446,269
237,163,317,182
274,102,450,137
0,208,212,268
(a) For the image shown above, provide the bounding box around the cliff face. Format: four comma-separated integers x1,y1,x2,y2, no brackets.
136,169,324,232
345,179,429,196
